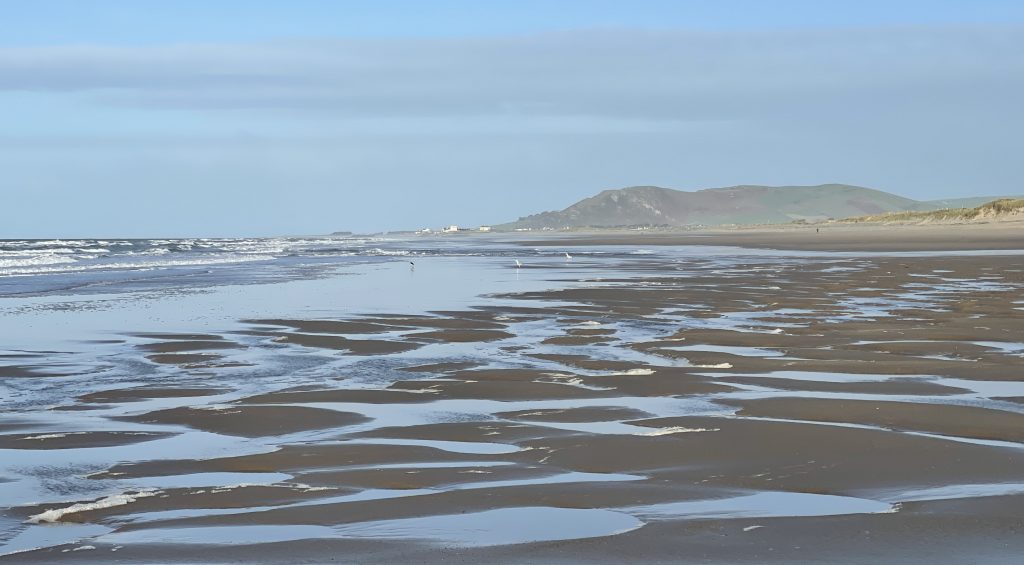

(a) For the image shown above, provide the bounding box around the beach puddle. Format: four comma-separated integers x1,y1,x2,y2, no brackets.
659,344,786,357
882,482,1024,503
971,341,1024,356
339,438,521,455
98,524,334,546
103,506,643,547
125,472,293,490
714,370,915,383
1,523,111,557
627,491,893,521
333,506,643,546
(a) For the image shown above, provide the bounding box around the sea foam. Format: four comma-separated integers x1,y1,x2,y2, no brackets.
27,491,159,524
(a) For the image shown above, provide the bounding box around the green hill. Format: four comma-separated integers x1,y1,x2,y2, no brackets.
498,184,1020,229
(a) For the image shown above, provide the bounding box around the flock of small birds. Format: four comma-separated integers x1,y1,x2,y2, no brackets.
517,252,571,269
410,252,573,271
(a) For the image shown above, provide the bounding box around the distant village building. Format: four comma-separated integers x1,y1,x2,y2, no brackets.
478,226,492,232
442,225,460,233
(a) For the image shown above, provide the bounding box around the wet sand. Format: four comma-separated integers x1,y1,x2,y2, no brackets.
116,405,370,438
520,221,1024,252
0,431,175,450
2,230,1024,563
724,397,1024,443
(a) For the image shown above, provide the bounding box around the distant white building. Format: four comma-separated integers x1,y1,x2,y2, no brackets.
478,226,491,232
442,225,460,233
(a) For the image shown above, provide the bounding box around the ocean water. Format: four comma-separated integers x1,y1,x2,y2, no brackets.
0,235,564,347
0,235,520,295
0,235,842,351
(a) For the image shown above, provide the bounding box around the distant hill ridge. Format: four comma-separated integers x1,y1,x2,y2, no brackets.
499,184,1015,229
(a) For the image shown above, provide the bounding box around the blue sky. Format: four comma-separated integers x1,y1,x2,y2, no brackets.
2,1,1023,236
5,1,1023,43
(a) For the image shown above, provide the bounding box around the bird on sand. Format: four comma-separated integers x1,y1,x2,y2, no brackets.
409,261,415,271
515,259,522,268
564,252,572,261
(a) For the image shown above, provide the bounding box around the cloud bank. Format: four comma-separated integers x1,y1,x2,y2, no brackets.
2,28,1021,120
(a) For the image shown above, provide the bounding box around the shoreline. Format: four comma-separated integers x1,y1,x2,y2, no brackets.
506,221,1024,252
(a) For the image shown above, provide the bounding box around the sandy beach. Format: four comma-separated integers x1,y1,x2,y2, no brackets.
520,221,1024,252
1,228,1023,563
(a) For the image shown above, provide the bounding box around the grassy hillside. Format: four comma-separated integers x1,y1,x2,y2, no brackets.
501,184,922,229
498,184,1024,230
842,198,1024,224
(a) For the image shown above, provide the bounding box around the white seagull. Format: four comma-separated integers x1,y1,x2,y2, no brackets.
564,252,572,261
515,259,522,268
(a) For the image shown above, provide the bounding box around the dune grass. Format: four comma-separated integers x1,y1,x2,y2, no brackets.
842,198,1024,224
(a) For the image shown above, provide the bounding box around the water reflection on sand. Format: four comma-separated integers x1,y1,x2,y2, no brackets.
2,237,1024,560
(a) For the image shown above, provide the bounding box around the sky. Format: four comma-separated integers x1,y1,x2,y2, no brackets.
2,1,1023,237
